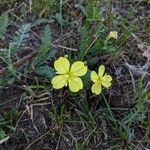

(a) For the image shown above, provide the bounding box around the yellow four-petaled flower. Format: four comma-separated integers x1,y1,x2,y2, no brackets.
91,65,112,95
51,57,87,92
107,31,118,40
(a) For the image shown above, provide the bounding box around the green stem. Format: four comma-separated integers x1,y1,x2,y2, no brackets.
102,92,118,129
79,34,101,60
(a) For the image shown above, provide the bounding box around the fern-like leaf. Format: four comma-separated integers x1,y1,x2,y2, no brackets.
33,25,54,67
0,13,8,39
35,66,55,78
79,26,90,60
11,23,31,49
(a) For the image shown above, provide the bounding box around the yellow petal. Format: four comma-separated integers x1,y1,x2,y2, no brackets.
101,75,112,88
91,71,99,82
103,74,112,82
70,61,87,76
54,57,70,74
101,80,111,88
107,31,118,40
51,75,68,89
98,65,105,77
91,82,102,95
68,76,83,92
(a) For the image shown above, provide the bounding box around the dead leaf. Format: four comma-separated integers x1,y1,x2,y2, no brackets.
137,44,150,60
142,46,150,60
137,43,145,52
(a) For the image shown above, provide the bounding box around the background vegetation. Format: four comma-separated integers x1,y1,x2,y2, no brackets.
0,0,149,149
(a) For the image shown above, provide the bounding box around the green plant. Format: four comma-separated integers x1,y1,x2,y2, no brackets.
0,0,148,149
0,23,55,86
78,1,117,61
33,25,55,78
145,0,150,4
33,25,53,68
0,128,7,140
49,105,68,127
0,13,8,39
74,142,87,150
0,109,17,140
0,23,31,84
76,98,97,129
32,0,58,16
100,77,149,148
121,78,149,127
0,117,8,140
10,23,31,50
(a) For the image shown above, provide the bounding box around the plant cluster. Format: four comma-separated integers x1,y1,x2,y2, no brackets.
51,56,112,95
0,0,149,149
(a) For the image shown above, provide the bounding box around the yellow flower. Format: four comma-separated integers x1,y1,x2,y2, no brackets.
91,65,112,95
51,57,87,92
107,31,118,40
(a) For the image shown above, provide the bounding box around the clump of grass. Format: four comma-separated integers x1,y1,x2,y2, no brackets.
0,109,18,140
32,0,59,16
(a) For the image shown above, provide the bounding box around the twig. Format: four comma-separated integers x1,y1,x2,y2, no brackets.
29,0,32,14
0,43,78,75
0,136,10,144
52,44,77,52
55,128,63,150
15,102,51,133
0,51,37,75
25,130,50,150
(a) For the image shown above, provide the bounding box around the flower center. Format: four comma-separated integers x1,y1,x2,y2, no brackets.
65,71,73,78
64,71,74,83
97,77,102,83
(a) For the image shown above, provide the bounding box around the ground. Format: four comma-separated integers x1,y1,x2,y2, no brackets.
0,0,150,150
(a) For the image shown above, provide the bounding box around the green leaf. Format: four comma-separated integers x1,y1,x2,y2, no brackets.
35,66,55,78
11,23,31,49
32,25,54,67
0,118,9,126
31,18,54,27
0,13,8,39
79,26,90,60
0,128,6,140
